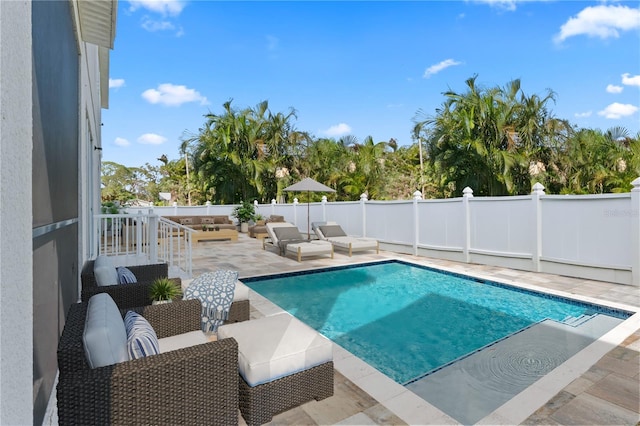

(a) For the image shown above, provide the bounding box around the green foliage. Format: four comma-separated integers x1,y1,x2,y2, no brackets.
149,278,182,302
103,79,640,202
232,201,256,223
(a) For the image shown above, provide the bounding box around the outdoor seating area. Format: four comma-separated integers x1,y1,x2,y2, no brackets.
81,257,250,323
58,266,335,426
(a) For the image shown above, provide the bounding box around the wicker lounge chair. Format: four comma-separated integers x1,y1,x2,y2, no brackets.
314,222,379,256
263,222,333,262
57,298,239,425
81,259,250,323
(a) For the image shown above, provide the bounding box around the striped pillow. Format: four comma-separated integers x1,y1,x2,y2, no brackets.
124,311,159,359
116,267,137,284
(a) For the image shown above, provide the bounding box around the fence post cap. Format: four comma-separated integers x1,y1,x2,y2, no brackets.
462,187,474,197
412,190,422,200
360,193,369,201
632,177,640,191
532,182,546,194
271,199,277,204
205,201,211,206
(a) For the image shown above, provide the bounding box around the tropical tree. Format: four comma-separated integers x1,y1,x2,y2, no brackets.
414,75,559,196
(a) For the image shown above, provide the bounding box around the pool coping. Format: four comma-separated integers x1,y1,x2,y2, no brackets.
243,257,640,425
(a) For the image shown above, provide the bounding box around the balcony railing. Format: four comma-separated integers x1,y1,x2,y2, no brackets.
94,213,194,278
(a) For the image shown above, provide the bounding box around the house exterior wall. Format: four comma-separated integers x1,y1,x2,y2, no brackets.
31,1,82,423
1,0,107,423
0,1,34,425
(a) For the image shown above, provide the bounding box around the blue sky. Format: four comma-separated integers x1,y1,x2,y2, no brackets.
102,0,640,168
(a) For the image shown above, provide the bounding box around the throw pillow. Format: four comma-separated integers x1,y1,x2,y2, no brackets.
180,218,193,225
273,226,303,241
93,255,119,286
116,267,137,284
124,311,159,359
201,217,214,224
319,225,347,238
213,216,227,224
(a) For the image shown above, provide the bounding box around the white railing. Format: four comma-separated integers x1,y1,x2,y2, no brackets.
93,213,194,278
123,177,640,286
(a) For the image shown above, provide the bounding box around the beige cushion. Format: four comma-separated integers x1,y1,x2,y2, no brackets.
287,241,333,256
217,313,333,387
158,330,209,353
234,280,250,301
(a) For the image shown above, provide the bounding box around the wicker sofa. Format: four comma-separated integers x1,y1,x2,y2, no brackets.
163,215,237,231
81,259,250,323
56,298,239,425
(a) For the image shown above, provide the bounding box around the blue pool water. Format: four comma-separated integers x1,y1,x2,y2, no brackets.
244,260,631,384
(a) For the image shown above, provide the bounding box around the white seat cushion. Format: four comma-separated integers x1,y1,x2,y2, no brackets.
286,241,332,256
93,255,118,286
158,330,210,353
217,313,333,387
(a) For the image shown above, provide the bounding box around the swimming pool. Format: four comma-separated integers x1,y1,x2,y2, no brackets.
244,260,632,385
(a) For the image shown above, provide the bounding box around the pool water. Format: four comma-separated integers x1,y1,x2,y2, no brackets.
244,260,630,384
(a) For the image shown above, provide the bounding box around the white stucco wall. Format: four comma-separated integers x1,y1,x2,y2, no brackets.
0,1,34,424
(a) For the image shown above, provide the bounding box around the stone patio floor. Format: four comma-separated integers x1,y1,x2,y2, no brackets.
191,233,639,426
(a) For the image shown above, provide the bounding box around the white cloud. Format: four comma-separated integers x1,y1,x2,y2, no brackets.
109,78,125,89
114,137,130,147
554,5,640,43
597,103,638,119
606,84,623,94
137,133,167,145
574,111,592,118
128,0,186,17
323,123,352,137
470,0,518,12
142,83,209,106
423,59,462,78
141,17,175,32
622,73,640,87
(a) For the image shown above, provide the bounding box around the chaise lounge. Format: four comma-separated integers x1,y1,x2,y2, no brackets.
314,222,379,256
264,222,333,262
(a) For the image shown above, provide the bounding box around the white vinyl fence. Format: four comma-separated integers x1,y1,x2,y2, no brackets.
124,178,640,286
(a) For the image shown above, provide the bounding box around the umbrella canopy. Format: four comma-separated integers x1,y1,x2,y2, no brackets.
283,178,336,239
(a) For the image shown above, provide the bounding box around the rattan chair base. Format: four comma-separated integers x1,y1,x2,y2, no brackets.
227,299,250,323
239,361,334,426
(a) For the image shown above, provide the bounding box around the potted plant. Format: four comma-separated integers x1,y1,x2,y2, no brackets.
254,213,265,226
149,278,182,304
232,201,256,233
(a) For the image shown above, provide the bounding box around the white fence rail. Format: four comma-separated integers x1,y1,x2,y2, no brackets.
94,213,194,278
122,178,640,286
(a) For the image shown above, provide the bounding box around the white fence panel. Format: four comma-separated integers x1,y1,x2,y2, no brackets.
325,202,362,236
469,197,533,256
541,195,632,268
366,201,414,244
418,199,464,250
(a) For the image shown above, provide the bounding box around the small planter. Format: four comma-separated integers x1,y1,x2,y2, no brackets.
240,222,249,233
149,278,182,304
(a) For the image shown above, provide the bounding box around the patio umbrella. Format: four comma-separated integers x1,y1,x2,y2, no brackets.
283,177,336,240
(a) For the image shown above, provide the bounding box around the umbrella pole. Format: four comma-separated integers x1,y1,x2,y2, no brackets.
307,190,310,240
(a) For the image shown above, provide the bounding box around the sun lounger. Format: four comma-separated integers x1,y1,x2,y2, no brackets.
314,222,379,256
264,222,333,262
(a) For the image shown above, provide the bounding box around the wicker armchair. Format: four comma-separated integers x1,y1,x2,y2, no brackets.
57,299,239,425
81,260,172,308
81,259,250,322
